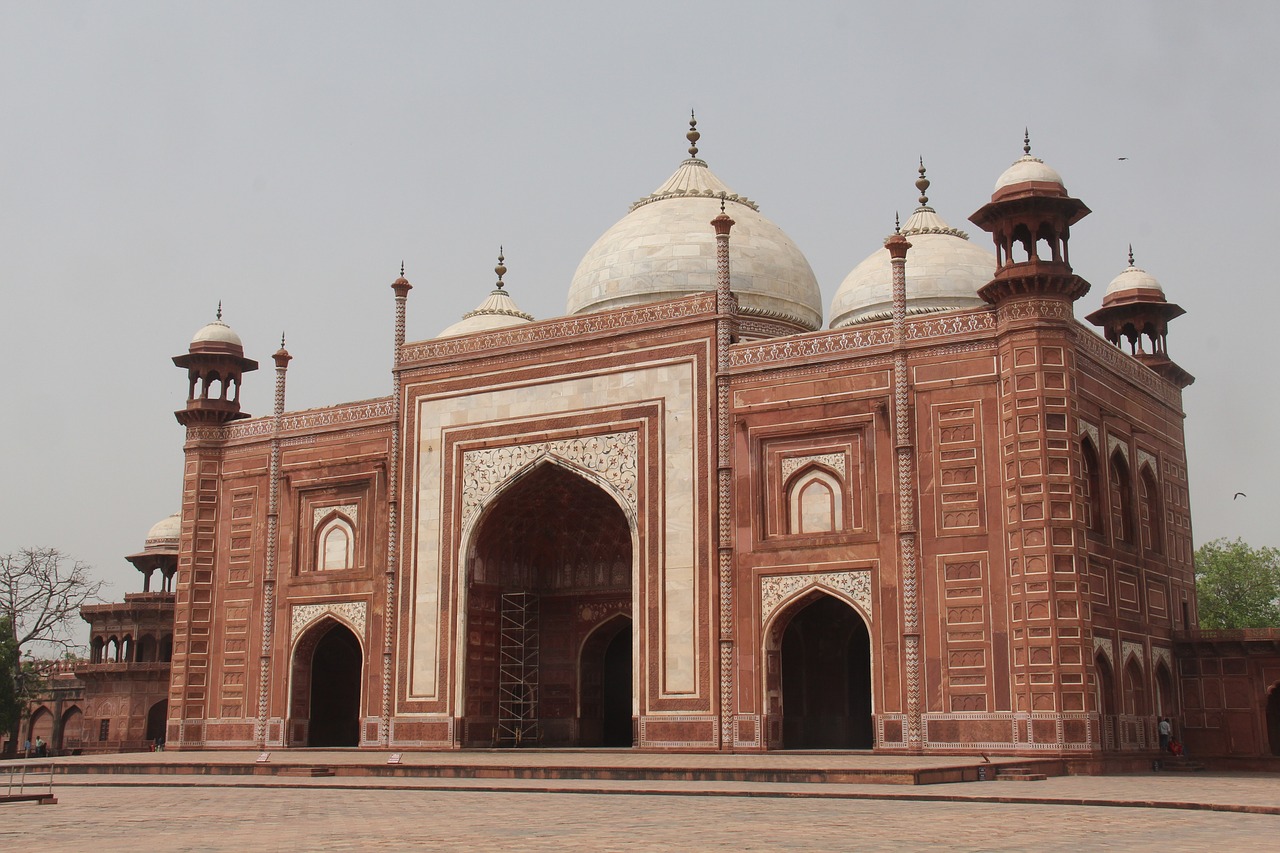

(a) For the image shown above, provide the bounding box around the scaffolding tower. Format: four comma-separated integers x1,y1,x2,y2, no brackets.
496,591,540,747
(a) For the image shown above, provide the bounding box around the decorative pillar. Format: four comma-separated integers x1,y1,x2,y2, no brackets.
385,265,412,745
712,198,737,750
886,220,923,749
256,335,290,747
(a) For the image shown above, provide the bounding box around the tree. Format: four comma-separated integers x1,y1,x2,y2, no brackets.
1,547,104,753
1194,537,1280,629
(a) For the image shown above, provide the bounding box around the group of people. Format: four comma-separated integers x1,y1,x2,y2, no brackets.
20,736,49,757
1157,717,1185,757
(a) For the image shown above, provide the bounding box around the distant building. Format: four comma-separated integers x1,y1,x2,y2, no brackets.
81,120,1280,758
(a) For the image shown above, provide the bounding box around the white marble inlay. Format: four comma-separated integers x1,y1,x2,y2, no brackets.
410,358,700,701
291,601,367,643
760,570,872,624
313,503,358,530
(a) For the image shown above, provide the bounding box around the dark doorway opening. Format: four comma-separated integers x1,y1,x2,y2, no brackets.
464,462,632,747
307,624,362,747
579,617,633,746
145,699,168,743
780,594,872,749
1267,685,1280,757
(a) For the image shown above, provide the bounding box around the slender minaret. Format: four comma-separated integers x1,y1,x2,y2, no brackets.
256,334,291,747
384,264,412,745
885,215,924,749
712,195,737,750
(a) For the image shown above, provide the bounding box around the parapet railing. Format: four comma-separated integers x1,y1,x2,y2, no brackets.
1,762,56,805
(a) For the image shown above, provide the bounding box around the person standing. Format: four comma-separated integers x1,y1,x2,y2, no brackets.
1158,717,1172,752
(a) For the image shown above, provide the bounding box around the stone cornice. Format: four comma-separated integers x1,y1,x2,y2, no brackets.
1073,323,1182,408
728,308,996,370
399,294,719,366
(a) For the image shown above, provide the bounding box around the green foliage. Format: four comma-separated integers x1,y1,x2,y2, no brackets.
0,616,19,735
1194,538,1280,629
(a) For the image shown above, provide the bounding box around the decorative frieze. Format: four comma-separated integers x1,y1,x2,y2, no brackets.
291,601,368,643
460,431,639,531
400,295,717,364
1121,640,1145,669
313,504,358,530
224,398,395,440
779,453,846,480
760,570,872,624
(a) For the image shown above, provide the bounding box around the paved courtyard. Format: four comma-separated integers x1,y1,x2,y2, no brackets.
4,781,1279,852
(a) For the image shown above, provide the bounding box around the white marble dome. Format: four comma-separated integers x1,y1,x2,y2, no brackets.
567,140,822,333
1105,262,1164,300
438,287,535,338
829,201,995,328
190,313,244,349
144,512,181,550
994,136,1065,193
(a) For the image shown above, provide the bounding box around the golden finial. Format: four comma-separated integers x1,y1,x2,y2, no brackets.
1023,128,1031,155
494,246,507,289
687,110,700,158
916,157,930,207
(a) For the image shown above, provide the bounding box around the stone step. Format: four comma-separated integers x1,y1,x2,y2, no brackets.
997,772,1048,781
278,766,335,777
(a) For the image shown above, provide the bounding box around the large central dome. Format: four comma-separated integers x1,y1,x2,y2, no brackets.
567,118,822,334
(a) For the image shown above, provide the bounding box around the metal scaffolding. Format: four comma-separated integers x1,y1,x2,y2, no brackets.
496,591,540,747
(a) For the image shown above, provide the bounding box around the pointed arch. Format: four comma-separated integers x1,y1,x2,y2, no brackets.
1080,436,1103,534
289,616,365,747
785,464,844,534
1122,656,1147,716
1138,462,1163,555
1109,449,1134,544
315,512,355,571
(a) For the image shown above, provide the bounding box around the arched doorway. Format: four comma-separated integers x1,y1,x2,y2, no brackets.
292,621,363,747
579,616,633,747
1095,653,1117,750
777,593,873,749
463,461,633,747
59,707,84,752
145,700,168,743
1267,684,1280,757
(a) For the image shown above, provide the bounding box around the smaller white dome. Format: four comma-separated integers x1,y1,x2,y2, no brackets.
829,201,995,328
437,284,534,338
1105,264,1164,299
144,512,181,549
994,154,1065,192
191,319,243,348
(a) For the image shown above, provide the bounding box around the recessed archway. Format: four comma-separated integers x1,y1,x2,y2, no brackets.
462,460,633,747
774,592,873,749
578,615,633,747
145,699,168,744
1267,683,1280,757
291,620,363,747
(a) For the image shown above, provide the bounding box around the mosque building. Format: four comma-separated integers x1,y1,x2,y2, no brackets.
70,117,1278,760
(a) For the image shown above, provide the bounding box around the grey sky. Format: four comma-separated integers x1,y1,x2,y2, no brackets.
2,2,1275,641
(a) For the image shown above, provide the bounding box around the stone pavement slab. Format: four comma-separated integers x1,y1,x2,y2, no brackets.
3,785,1278,852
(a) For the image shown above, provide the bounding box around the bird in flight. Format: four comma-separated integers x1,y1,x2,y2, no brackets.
1234,492,1247,500
1118,157,1129,161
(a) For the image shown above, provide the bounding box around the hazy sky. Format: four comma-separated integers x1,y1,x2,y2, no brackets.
2,2,1276,643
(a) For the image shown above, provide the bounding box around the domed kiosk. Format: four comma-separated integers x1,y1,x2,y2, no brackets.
830,161,995,327
438,249,535,338
568,116,822,337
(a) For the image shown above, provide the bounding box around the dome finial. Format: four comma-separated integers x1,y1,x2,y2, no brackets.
216,300,222,321
1023,128,1032,155
280,332,286,348
400,260,405,277
1128,243,1135,267
686,110,700,158
916,157,930,207
894,212,901,234
720,192,726,213
494,246,507,289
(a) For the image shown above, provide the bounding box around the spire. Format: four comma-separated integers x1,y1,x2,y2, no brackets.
1128,243,1135,267
494,246,507,290
1023,128,1031,155
687,110,700,158
216,301,223,321
916,158,930,207
894,212,901,234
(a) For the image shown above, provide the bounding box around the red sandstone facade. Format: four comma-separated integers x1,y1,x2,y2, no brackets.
119,132,1278,760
